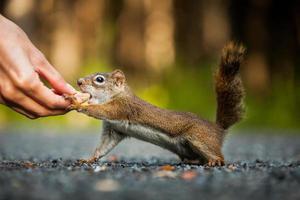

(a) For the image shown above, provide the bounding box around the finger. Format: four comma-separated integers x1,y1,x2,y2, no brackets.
51,88,61,95
13,72,71,110
29,49,75,94
0,93,4,104
8,65,72,110
2,94,38,119
26,80,72,110
10,106,38,119
1,83,68,117
0,95,37,119
9,95,68,117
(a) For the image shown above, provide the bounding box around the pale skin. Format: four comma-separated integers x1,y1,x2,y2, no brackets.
0,15,75,119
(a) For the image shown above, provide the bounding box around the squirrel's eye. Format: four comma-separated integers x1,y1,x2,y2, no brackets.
94,75,105,85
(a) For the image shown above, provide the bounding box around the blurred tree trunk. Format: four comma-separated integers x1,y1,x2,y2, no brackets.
33,0,55,59
267,0,300,120
230,0,300,97
3,0,36,38
294,2,300,120
268,0,299,85
201,0,230,56
230,0,270,95
114,0,175,73
114,0,146,72
144,0,175,71
0,0,7,13
174,0,230,64
74,0,106,60
173,0,203,64
50,0,82,80
49,0,106,80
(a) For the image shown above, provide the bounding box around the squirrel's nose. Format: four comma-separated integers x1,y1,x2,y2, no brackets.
77,78,84,86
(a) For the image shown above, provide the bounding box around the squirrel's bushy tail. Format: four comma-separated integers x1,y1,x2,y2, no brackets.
215,42,245,130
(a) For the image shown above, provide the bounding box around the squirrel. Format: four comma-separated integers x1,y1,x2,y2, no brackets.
66,42,246,166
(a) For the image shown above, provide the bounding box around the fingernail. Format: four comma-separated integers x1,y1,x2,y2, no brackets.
66,83,76,94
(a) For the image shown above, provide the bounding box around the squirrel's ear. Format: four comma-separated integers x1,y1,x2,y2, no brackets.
112,69,126,86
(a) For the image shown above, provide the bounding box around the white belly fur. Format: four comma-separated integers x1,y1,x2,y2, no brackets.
106,120,187,155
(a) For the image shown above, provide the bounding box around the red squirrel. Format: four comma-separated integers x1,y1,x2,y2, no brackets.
67,42,245,166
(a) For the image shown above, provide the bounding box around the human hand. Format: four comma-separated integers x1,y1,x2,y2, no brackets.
0,15,76,119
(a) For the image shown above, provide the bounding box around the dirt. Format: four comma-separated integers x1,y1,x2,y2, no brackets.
0,130,300,200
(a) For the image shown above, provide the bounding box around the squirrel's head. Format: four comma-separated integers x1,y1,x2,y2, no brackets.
77,69,127,104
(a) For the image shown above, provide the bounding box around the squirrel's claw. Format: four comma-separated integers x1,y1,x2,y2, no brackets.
206,159,225,167
88,157,99,163
63,94,79,110
63,94,76,103
78,157,99,165
67,104,77,111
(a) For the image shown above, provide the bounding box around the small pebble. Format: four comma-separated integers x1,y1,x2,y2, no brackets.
181,171,197,181
159,165,175,171
107,155,118,162
94,179,120,192
154,171,177,178
94,166,107,172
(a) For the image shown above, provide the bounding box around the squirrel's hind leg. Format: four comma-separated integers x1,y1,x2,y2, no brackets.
186,137,225,167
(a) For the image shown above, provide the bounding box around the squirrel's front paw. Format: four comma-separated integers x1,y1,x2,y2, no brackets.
63,94,79,110
64,92,90,110
78,157,98,165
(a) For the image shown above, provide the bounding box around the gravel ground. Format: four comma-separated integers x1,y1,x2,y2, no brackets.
0,129,300,200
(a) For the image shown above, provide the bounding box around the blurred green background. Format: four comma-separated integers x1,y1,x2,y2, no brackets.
0,0,299,131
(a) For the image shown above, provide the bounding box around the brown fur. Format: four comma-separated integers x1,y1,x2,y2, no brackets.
69,42,246,166
75,95,224,164
215,42,245,130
